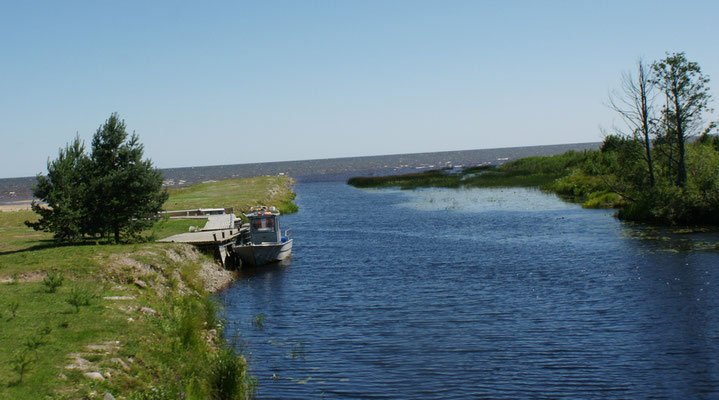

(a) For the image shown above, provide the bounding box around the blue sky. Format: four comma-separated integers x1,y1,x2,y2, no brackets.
1,0,717,179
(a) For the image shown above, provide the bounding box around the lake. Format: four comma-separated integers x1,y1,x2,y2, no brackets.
220,181,719,399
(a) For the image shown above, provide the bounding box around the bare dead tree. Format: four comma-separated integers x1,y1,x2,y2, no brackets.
608,58,657,187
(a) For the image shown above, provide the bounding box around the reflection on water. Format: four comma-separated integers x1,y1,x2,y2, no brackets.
220,182,719,399
397,187,578,212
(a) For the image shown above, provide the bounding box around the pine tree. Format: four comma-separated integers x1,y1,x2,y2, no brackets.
27,114,168,243
86,113,168,243
25,136,90,242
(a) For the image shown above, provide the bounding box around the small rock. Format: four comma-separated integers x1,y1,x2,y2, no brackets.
58,373,68,380
103,371,112,379
103,296,136,300
104,393,116,400
140,306,158,316
111,357,131,372
127,317,134,323
84,371,105,381
133,279,148,289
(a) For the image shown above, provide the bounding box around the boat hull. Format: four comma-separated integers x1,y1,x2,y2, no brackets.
233,239,293,267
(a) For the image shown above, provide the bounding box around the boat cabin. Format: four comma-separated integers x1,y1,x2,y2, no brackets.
245,207,283,244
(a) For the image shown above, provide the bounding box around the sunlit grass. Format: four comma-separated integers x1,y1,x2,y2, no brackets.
0,175,294,398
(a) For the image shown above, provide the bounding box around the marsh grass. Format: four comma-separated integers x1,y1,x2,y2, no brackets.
345,150,625,210
209,346,256,400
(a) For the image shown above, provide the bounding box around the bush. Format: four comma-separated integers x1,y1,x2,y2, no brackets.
66,286,93,313
10,349,35,384
42,271,64,293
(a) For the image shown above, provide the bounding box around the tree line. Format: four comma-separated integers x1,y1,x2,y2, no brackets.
26,113,167,243
583,52,717,224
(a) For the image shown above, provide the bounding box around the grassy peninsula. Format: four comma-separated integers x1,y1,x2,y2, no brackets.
348,150,589,191
349,137,719,226
0,175,296,399
351,53,719,227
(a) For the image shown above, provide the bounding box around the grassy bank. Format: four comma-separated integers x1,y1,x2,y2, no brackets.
347,150,628,211
165,175,298,215
349,142,719,226
0,175,296,399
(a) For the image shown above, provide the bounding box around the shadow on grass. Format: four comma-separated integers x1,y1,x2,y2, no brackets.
0,239,112,257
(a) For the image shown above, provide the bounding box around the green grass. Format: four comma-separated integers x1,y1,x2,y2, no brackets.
165,175,297,215
0,175,295,399
0,281,132,396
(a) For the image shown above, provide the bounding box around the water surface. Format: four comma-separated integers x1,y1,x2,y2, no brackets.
220,182,719,399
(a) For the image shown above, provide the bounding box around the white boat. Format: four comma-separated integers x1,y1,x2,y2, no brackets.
232,206,293,267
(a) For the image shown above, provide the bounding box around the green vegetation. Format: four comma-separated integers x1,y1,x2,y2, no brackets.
350,52,719,227
166,175,298,215
348,150,589,190
0,175,295,398
27,113,168,243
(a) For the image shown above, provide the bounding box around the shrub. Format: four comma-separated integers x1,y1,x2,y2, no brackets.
8,301,19,318
10,349,35,384
42,271,64,293
66,286,93,313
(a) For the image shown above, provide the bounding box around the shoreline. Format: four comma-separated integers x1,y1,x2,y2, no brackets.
0,175,295,398
0,203,32,212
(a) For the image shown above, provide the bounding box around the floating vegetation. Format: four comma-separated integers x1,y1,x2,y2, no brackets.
288,342,307,359
252,313,265,330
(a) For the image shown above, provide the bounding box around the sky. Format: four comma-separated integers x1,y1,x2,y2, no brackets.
1,0,718,179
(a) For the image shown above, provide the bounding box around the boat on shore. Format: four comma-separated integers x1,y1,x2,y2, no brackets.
232,206,293,267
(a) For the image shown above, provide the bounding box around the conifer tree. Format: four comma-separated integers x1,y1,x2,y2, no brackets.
26,136,89,242
86,113,168,243
27,113,168,243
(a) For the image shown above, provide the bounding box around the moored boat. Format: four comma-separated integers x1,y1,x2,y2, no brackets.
232,206,292,267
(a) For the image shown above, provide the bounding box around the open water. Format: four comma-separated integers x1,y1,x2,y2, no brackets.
0,142,596,204
220,182,719,399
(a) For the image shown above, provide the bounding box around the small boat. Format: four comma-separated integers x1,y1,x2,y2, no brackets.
232,206,293,267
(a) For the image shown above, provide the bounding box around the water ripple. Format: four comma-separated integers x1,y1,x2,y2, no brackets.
220,182,719,399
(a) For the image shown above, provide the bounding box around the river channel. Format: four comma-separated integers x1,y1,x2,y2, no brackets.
219,181,719,399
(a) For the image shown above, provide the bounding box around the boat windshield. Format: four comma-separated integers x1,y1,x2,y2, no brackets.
252,217,275,232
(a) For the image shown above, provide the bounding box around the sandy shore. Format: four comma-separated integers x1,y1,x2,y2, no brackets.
0,203,32,212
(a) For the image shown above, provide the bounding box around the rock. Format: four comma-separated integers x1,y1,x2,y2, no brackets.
104,393,116,400
83,371,105,381
206,328,218,344
103,371,112,379
111,357,131,372
140,306,158,316
133,279,148,289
